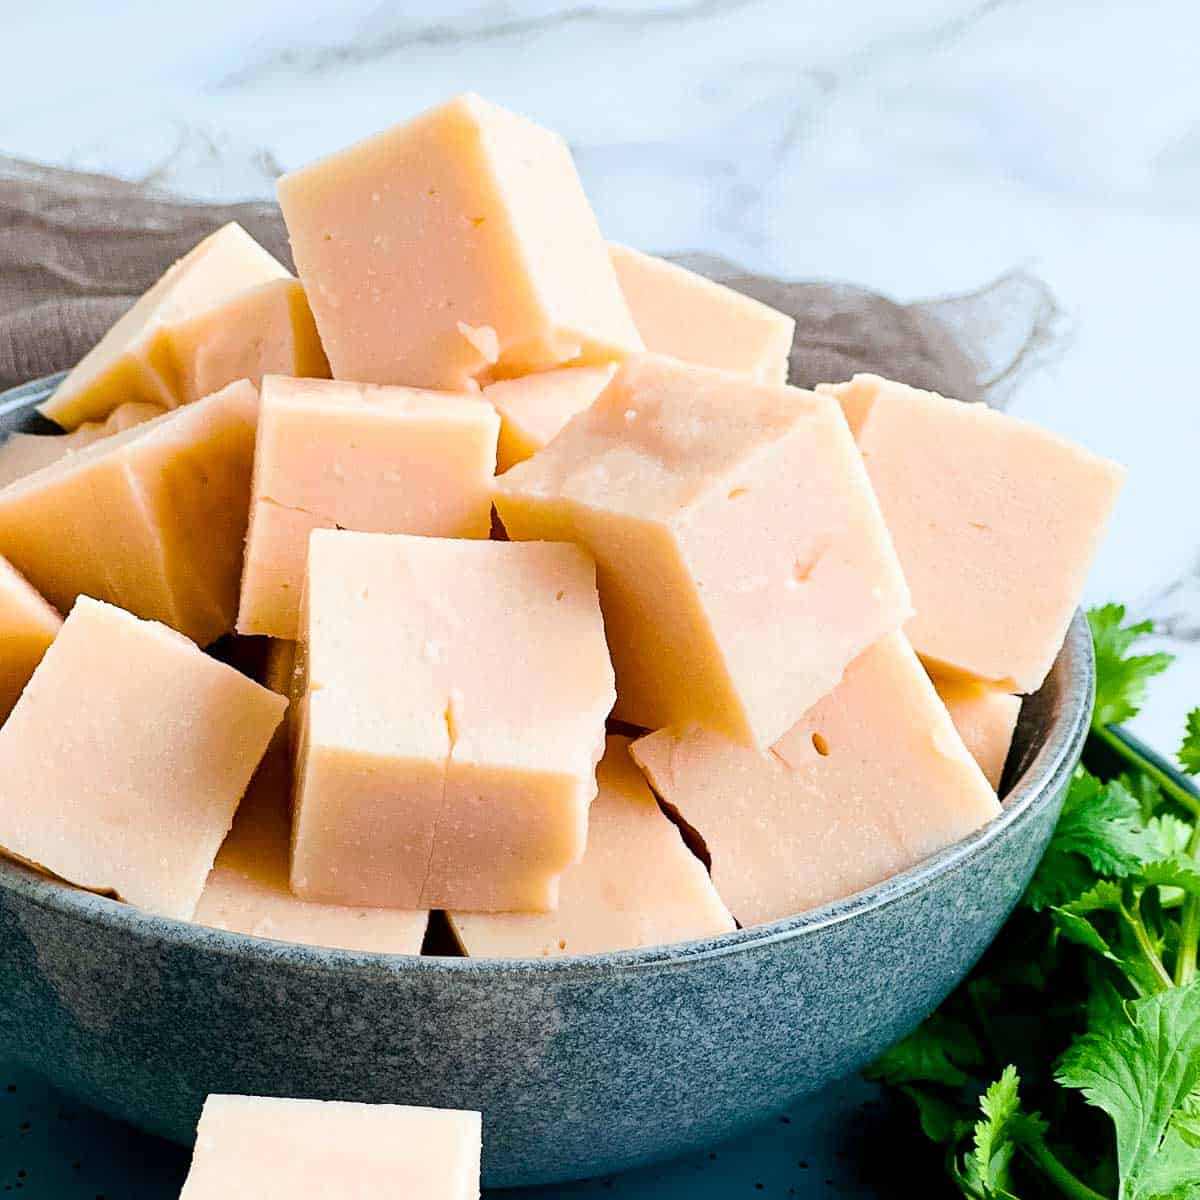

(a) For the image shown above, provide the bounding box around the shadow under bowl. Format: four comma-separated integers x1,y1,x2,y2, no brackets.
0,374,1092,1188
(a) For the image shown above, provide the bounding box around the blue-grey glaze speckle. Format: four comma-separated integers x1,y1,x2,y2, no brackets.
0,376,1092,1188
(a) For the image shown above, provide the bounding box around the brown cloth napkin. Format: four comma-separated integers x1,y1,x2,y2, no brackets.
0,155,1059,406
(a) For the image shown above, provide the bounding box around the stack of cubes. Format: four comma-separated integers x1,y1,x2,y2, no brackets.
0,92,1123,956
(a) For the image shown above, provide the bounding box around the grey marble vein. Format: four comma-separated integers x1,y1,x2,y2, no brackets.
137,125,287,193
673,0,1028,253
216,0,762,90
1140,556,1200,642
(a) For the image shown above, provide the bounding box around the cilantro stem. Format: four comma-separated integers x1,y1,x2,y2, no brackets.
1020,1137,1107,1200
1094,722,1200,986
1093,724,1200,819
1123,896,1174,992
1174,822,1200,987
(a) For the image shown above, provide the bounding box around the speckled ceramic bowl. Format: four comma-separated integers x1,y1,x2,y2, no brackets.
0,374,1092,1188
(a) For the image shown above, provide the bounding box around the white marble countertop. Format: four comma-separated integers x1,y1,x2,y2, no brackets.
5,0,1197,747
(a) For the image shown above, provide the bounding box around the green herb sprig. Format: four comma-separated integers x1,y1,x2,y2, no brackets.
868,606,1200,1200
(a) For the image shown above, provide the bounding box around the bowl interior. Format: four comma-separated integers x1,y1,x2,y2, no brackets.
0,374,1094,975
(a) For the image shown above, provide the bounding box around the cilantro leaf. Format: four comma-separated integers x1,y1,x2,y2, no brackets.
1139,859,1200,899
1052,905,1118,960
1057,982,1200,1199
1144,813,1195,860
899,1083,969,1145
1174,1091,1200,1151
950,1067,1048,1200
1088,605,1173,728
1180,710,1200,776
1061,881,1126,914
1026,772,1150,910
1024,851,1095,914
1123,771,1167,822
865,1013,983,1088
1053,883,1173,997
1056,775,1151,876
1051,883,1125,969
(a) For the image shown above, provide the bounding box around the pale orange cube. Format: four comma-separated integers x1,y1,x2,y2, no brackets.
0,556,61,723
237,376,499,640
933,675,1022,791
610,244,794,383
0,597,285,919
0,380,259,646
821,374,1124,692
495,354,911,748
448,736,734,957
292,531,614,912
631,633,1000,927
483,364,615,471
179,1095,480,1199
194,743,428,953
41,223,327,429
0,403,165,488
165,277,328,406
277,93,642,391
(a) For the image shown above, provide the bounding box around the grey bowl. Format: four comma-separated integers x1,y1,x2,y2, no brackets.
0,374,1092,1189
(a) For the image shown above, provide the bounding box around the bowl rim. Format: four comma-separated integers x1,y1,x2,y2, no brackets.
0,374,1094,979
